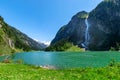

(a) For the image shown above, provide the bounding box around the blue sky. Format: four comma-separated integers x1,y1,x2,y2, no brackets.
0,0,103,43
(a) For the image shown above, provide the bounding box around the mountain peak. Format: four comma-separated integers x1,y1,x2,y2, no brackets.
51,11,88,46
50,0,120,51
72,11,88,20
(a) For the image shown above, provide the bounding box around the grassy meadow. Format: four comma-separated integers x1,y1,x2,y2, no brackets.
0,62,120,80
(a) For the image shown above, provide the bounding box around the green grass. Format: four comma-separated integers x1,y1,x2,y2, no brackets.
66,46,85,52
0,63,120,80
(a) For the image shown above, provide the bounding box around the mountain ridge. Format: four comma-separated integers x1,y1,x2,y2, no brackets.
0,16,46,54
51,11,88,46
50,0,120,51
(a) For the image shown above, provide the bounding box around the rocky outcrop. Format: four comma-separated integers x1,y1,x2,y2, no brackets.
88,0,120,50
51,11,88,47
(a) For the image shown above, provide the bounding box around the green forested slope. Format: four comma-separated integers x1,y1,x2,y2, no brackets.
0,16,46,54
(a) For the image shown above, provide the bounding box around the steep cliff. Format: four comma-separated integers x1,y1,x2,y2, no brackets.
0,16,46,54
51,11,88,47
51,0,120,51
88,0,120,50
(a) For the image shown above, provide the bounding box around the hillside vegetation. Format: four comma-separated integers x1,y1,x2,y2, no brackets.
45,39,84,52
0,16,46,54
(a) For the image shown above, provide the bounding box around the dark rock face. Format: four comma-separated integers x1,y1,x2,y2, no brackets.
51,0,120,51
51,11,88,47
88,0,120,50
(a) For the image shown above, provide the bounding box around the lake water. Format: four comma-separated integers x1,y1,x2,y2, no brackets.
12,51,120,69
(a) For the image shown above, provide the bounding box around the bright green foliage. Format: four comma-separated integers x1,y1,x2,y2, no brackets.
0,63,120,80
78,13,88,19
0,27,12,54
66,46,85,52
76,11,88,19
2,24,31,51
0,19,31,54
0,45,11,55
0,16,42,55
45,39,83,52
45,39,73,51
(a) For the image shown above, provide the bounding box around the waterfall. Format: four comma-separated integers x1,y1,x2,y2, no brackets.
81,18,90,48
85,18,90,43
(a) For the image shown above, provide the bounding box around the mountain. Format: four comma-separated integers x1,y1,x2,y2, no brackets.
51,11,88,46
50,0,120,51
88,0,120,50
0,16,46,54
47,11,88,51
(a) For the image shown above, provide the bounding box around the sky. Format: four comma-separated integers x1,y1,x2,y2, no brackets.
0,0,103,44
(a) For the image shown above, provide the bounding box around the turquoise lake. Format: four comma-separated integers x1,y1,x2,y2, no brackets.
11,51,120,69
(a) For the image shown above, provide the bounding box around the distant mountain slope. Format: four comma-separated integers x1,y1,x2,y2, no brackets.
0,16,46,54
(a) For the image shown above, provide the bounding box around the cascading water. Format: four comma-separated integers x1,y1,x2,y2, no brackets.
81,18,90,48
85,18,90,43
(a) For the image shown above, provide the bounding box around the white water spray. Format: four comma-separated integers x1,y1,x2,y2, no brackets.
85,18,90,43
81,17,90,48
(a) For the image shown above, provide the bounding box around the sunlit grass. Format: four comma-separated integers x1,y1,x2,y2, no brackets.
0,63,120,80
66,46,85,52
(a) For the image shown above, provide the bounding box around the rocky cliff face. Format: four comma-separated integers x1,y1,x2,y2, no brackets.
88,0,120,50
0,16,46,54
51,0,120,51
51,11,88,47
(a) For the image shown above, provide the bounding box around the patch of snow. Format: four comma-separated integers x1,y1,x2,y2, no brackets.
34,39,51,46
34,39,39,42
42,41,51,46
